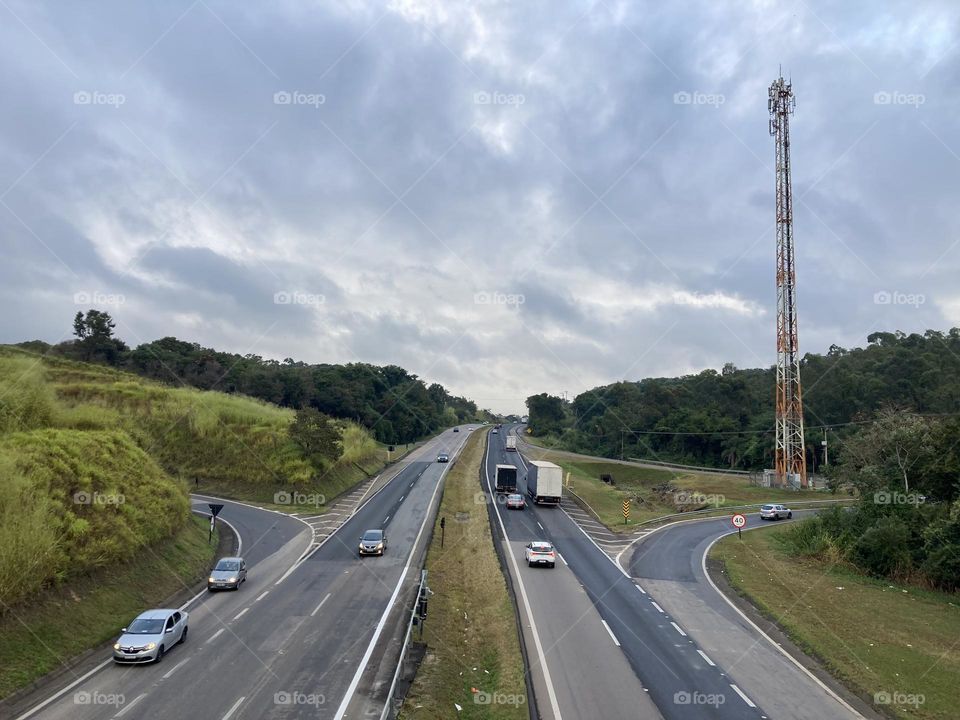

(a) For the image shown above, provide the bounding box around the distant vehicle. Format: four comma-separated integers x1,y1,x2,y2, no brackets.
505,493,525,510
491,428,499,434
437,453,450,463
527,460,563,505
760,503,792,520
505,435,517,451
113,609,188,664
208,556,246,591
495,464,518,494
359,529,387,556
453,427,460,432
525,541,556,568
496,423,503,429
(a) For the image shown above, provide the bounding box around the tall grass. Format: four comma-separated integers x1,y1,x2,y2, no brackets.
0,357,55,433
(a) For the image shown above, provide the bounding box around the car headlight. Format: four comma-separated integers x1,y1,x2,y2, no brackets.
209,576,216,582
228,577,236,582
376,542,384,549
145,642,157,650
114,643,121,650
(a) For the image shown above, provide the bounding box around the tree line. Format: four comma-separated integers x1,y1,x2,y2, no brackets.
19,311,483,444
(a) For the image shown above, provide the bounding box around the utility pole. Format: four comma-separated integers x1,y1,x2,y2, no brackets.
822,428,828,466
769,73,807,489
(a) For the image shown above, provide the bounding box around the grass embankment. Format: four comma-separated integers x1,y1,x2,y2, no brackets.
711,526,959,720
0,514,218,699
400,432,526,720
520,443,821,530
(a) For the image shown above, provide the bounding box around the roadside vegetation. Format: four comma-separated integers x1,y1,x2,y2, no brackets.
712,525,958,720
0,514,218,699
400,432,527,720
520,442,832,530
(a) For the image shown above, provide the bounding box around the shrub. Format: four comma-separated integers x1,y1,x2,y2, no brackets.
851,515,913,578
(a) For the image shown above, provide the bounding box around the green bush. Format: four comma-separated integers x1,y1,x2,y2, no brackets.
851,515,913,579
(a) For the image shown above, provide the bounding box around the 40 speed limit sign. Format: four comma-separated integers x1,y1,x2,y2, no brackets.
731,513,746,537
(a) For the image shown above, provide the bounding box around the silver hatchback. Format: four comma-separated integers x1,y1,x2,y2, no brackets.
208,556,247,591
760,503,792,520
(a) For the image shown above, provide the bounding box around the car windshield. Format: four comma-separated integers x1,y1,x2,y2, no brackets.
761,505,774,510
532,544,553,552
126,618,165,634
509,495,522,501
215,560,240,571
363,531,382,541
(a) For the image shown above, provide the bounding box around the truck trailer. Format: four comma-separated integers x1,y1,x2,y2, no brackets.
505,435,517,451
526,460,562,505
494,464,518,494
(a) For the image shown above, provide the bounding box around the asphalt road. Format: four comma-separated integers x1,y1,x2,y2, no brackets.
628,511,865,720
13,427,471,720
488,426,780,720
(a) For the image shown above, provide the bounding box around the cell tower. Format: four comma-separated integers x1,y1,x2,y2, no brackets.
768,74,807,488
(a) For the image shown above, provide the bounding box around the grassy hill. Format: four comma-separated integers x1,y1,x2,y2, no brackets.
0,346,390,611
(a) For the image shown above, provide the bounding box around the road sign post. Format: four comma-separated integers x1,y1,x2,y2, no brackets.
622,499,630,525
732,513,746,539
440,516,445,548
208,503,224,544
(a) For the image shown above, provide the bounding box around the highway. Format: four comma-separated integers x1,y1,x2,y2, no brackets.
487,427,767,720
12,427,471,720
628,512,867,720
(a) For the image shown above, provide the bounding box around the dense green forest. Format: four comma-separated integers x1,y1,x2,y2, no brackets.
527,329,960,473
19,311,483,444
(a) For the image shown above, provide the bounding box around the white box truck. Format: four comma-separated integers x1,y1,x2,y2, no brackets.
526,460,562,505
505,435,517,451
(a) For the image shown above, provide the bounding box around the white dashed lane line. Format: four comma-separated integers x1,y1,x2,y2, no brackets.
232,608,249,621
311,592,332,617
162,658,190,679
670,621,687,637
730,684,757,708
600,619,621,647
113,693,146,718
206,628,225,644
221,696,246,720
651,601,665,614
697,649,716,666
254,591,269,603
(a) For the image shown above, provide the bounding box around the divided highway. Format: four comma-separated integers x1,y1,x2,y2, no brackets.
13,428,471,720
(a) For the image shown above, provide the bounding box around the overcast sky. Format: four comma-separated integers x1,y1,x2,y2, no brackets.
2,1,958,414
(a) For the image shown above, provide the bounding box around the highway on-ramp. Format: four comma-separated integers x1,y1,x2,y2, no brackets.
12,427,471,720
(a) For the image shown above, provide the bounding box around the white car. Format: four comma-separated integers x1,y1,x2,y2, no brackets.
113,609,188,663
525,541,556,568
760,503,792,520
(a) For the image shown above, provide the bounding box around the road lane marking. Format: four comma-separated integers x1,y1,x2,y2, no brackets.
114,693,147,718
730,684,757,708
254,591,269,603
399,495,404,502
651,601,664,613
601,619,621,647
206,628,226,644
384,515,391,524
233,608,249,621
162,658,190,679
222,696,246,719
670,621,687,637
635,583,647,594
14,658,113,720
537,521,544,530
557,552,568,566
311,592,332,617
410,481,415,487
697,649,716,666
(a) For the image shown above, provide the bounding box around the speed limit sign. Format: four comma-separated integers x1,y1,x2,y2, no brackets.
732,513,746,537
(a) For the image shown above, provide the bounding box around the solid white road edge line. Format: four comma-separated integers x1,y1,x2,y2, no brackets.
729,684,757,708
601,619,621,647
311,593,332,617
221,696,245,720
13,659,113,720
702,531,864,718
556,552,568,566
485,435,563,720
114,693,147,718
332,431,469,720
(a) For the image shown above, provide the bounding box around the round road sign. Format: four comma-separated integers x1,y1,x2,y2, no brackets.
731,513,746,528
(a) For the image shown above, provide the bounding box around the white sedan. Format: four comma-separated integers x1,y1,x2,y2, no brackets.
525,541,556,568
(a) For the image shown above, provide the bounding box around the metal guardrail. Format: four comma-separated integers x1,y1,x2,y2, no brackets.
380,570,429,720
